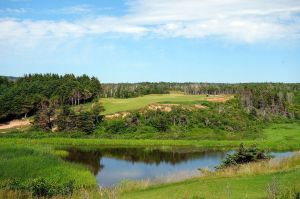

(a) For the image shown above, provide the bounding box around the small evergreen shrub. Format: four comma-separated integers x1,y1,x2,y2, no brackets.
217,144,271,169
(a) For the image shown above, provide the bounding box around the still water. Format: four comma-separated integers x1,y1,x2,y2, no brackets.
64,147,294,187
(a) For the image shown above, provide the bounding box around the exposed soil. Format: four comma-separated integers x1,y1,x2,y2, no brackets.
105,112,131,119
194,104,206,109
105,103,207,120
146,104,179,112
206,96,230,102
0,119,30,130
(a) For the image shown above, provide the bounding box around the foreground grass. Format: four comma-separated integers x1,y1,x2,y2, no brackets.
81,93,231,115
121,169,300,199
0,144,96,196
120,154,300,199
1,152,300,199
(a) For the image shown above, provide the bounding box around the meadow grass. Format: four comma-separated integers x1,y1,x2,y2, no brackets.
78,93,231,115
0,144,96,193
0,122,299,151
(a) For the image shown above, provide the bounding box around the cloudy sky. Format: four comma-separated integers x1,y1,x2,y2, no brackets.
0,0,299,82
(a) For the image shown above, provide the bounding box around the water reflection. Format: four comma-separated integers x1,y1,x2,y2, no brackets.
65,147,228,187
66,149,104,175
64,147,295,187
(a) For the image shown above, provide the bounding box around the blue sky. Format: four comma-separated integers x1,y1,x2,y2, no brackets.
0,0,299,83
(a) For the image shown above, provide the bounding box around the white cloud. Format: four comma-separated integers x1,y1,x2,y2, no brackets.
0,8,26,14
49,5,93,15
0,0,300,45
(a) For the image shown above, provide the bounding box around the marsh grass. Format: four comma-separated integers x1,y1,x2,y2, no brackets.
199,152,300,178
266,177,300,199
0,144,96,197
1,122,299,151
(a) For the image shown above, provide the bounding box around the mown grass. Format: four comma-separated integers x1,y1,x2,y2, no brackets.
78,93,231,115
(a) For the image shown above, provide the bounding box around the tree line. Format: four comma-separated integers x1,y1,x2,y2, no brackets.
0,74,101,122
1,74,299,134
101,82,300,98
101,82,170,98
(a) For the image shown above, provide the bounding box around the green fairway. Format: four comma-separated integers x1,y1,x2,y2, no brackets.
95,93,231,115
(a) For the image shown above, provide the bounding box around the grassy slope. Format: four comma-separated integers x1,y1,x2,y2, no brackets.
81,94,231,115
121,168,300,199
0,144,96,189
1,122,299,151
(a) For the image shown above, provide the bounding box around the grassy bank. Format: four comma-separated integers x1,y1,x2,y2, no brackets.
121,168,300,199
1,122,299,151
0,144,96,197
120,153,300,199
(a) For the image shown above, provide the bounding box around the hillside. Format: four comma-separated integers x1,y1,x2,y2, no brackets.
80,93,232,115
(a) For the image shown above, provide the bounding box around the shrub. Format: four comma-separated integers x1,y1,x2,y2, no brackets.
217,144,270,169
105,120,127,134
144,110,169,132
29,177,74,197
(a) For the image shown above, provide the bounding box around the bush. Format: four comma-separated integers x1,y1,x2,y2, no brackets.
144,110,169,132
2,177,75,197
105,120,127,134
29,177,74,197
217,144,270,169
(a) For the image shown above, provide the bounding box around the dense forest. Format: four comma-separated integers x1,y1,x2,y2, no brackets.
101,83,170,98
102,82,300,97
0,74,101,122
1,74,299,135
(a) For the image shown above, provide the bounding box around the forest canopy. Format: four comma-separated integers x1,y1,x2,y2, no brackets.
1,75,299,133
0,74,101,121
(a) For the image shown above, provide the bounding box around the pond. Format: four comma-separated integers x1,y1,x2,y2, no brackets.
64,147,295,187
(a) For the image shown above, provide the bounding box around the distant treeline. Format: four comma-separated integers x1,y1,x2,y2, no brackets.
102,82,300,97
0,74,101,121
101,83,170,98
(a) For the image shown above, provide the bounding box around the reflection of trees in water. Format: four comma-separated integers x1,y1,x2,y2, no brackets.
65,147,228,173
99,148,226,165
65,149,104,175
